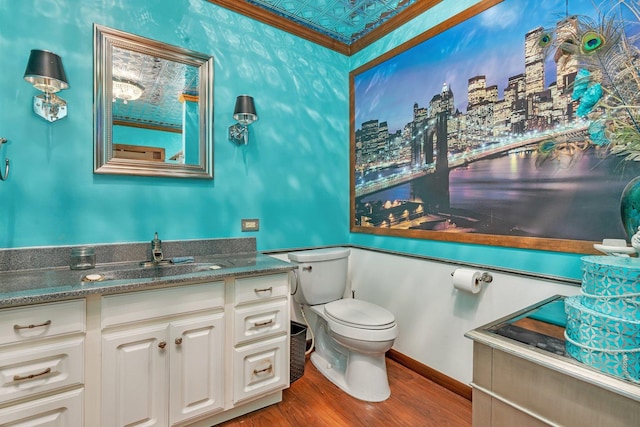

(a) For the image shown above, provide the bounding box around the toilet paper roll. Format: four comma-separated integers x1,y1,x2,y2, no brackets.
452,268,482,294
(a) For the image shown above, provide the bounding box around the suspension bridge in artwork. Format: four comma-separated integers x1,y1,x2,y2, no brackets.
354,123,590,198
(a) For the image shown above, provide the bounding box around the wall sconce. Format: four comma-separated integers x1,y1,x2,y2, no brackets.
228,95,257,145
23,49,69,123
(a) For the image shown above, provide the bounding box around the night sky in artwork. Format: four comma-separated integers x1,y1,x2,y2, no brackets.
354,0,629,133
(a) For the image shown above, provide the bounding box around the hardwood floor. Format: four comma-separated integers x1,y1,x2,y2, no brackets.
218,356,472,426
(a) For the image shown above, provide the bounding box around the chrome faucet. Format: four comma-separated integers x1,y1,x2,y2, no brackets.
151,232,163,263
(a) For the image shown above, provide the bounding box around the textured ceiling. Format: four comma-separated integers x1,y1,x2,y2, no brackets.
207,0,440,53
245,0,418,44
112,47,199,130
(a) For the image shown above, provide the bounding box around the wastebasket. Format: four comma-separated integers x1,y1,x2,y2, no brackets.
290,321,307,383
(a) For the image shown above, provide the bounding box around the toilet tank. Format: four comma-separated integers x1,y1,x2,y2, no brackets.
287,247,350,305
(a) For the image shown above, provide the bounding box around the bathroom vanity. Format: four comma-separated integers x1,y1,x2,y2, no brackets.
0,238,295,426
466,296,640,427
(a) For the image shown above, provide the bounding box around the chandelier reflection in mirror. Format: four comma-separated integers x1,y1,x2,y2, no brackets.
112,78,144,104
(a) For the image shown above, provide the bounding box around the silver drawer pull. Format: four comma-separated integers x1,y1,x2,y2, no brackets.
14,367,51,381
14,320,52,330
254,319,274,328
254,287,272,293
253,364,273,375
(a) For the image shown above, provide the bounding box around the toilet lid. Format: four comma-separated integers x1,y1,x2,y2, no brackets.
324,299,395,330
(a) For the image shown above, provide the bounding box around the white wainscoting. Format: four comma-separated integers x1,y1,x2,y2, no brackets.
270,247,581,385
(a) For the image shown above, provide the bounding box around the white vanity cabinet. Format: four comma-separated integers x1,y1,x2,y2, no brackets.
0,299,86,426
232,274,290,404
98,274,292,427
0,267,293,426
100,282,226,427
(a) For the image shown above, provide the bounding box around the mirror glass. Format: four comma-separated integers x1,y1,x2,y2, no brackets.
94,25,214,178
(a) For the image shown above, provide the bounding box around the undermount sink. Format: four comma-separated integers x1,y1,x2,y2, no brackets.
85,261,231,282
0,256,255,293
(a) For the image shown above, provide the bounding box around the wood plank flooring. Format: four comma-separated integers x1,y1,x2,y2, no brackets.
218,356,472,426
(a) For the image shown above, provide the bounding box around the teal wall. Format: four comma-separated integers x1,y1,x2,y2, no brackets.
0,0,350,250
0,0,585,280
348,0,584,280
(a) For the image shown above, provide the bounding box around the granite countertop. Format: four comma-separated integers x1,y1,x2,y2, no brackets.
0,252,296,308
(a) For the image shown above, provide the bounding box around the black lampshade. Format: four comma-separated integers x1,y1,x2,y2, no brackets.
24,49,69,93
233,95,257,125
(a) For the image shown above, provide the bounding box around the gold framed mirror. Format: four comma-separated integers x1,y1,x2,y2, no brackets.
94,24,214,179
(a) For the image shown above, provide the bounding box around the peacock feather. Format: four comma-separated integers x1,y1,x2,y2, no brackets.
536,1,640,162
562,1,640,160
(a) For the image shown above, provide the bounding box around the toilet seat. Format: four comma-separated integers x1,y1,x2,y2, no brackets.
324,299,395,330
312,299,398,342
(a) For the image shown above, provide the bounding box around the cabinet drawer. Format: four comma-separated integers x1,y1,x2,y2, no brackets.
234,299,288,345
234,274,289,306
0,300,85,346
0,387,83,426
0,336,84,404
102,281,224,328
233,334,288,404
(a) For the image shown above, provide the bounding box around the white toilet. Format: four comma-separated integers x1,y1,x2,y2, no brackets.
287,247,398,402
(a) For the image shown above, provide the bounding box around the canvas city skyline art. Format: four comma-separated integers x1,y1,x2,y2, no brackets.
350,0,640,253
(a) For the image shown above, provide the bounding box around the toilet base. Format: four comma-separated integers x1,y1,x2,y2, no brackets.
310,349,391,402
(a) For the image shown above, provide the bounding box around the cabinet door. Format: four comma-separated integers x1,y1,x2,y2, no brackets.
102,324,169,427
169,313,225,425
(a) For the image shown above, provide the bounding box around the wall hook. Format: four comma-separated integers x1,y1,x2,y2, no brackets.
0,138,9,181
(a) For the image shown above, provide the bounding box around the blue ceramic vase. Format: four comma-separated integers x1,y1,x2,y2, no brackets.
620,176,640,240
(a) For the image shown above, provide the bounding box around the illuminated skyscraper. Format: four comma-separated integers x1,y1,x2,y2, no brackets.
524,27,546,96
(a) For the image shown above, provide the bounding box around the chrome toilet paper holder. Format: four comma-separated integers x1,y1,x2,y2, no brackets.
450,270,493,284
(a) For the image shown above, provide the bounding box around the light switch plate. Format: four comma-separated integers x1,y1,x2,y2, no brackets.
241,219,260,232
